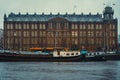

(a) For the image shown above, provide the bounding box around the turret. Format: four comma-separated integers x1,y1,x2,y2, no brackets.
103,6,114,20
4,14,7,21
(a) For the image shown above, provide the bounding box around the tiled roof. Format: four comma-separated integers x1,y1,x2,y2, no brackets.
4,12,103,22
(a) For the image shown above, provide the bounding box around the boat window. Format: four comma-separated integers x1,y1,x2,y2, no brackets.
58,52,60,55
76,53,78,55
71,53,74,55
66,53,69,56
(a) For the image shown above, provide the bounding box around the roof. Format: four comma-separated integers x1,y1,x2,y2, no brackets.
4,13,103,22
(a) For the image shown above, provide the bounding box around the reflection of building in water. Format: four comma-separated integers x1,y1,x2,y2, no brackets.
3,6,118,51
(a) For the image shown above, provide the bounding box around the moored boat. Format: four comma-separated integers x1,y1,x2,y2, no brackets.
0,50,106,62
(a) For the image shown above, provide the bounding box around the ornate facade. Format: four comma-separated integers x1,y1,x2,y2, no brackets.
4,6,118,51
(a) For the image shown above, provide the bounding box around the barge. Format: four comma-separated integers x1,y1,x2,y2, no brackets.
0,50,106,62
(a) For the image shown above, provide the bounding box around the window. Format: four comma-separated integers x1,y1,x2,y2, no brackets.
72,31,78,37
66,32,70,36
31,31,34,37
71,24,78,29
31,31,37,37
83,24,86,29
23,24,26,29
88,24,90,29
71,53,74,55
96,24,99,29
31,24,34,29
18,24,21,29
99,24,102,29
112,24,115,30
96,31,99,36
23,31,29,37
74,24,78,29
34,24,37,29
79,24,82,29
83,31,86,37
74,31,78,37
79,32,82,37
26,24,29,29
7,24,13,29
112,40,115,45
89,38,94,44
39,24,42,29
72,24,74,29
91,24,94,29
75,39,78,44
65,23,68,29
15,24,18,29
88,31,91,37
18,31,22,37
56,23,61,30
34,31,37,37
43,24,46,29
39,31,42,37
87,31,94,37
66,53,69,56
76,53,78,55
43,31,46,37
51,32,54,37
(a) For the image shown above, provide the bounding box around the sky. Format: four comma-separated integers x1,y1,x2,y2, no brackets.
0,0,120,34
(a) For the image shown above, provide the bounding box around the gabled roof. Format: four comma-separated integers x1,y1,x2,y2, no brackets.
4,13,103,22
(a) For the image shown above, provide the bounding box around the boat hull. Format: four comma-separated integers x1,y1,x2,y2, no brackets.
0,53,106,62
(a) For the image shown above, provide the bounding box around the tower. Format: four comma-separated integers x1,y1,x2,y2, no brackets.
103,6,114,20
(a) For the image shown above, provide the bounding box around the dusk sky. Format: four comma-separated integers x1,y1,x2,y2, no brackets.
0,0,120,34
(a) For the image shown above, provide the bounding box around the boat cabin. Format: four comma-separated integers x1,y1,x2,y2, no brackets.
53,51,80,57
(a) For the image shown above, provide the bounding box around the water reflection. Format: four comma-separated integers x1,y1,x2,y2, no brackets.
0,61,120,80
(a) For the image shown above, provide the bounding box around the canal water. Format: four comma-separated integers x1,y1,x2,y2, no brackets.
0,61,120,80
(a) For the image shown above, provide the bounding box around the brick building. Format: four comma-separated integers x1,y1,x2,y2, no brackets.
3,6,118,51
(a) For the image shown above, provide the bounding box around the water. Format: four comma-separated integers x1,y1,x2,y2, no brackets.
0,61,120,80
